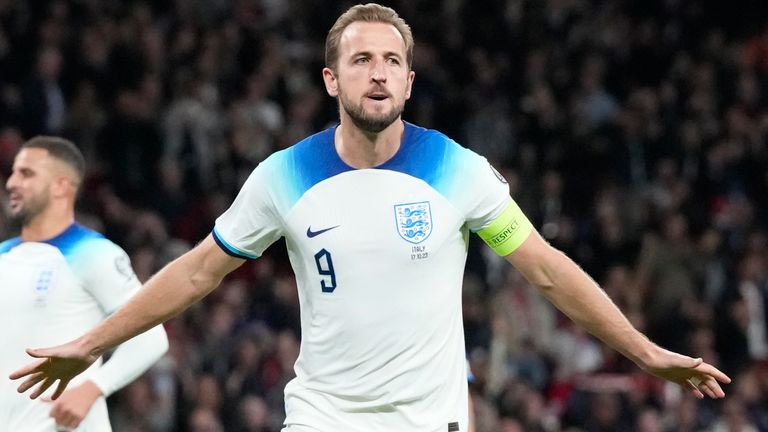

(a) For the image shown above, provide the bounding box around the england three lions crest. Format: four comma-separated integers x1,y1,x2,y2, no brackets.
394,201,432,244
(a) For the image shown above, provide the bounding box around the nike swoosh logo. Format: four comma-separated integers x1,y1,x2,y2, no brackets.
306,225,340,238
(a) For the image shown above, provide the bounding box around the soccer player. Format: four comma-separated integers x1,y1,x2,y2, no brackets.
11,4,729,432
1,136,168,431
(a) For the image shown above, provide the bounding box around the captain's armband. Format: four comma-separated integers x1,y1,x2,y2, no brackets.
477,201,533,256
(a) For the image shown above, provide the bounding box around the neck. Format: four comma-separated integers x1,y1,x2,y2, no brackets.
335,119,404,169
21,206,75,242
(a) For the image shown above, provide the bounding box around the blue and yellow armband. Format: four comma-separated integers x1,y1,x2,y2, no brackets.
477,200,533,256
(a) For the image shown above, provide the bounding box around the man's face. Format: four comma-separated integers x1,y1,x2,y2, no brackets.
324,21,415,133
6,148,56,226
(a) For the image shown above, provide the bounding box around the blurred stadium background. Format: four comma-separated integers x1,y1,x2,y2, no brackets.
0,0,767,431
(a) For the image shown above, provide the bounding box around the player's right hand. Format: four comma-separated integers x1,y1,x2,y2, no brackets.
8,341,99,400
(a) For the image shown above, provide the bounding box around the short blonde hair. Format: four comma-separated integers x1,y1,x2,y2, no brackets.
325,3,414,71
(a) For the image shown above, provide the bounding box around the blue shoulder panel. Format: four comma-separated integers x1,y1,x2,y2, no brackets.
269,122,468,209
271,126,353,209
0,237,22,254
45,224,105,263
376,122,464,195
0,224,105,262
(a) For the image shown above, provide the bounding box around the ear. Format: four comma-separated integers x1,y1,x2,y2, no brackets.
51,176,76,199
405,70,415,100
323,67,339,97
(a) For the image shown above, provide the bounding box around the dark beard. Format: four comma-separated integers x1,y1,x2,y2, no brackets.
8,209,32,229
8,196,47,228
339,94,404,133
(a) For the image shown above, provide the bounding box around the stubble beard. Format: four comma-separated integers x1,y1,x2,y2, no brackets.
338,89,405,133
8,194,48,227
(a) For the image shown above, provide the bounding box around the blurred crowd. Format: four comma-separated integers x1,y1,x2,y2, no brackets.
0,0,767,431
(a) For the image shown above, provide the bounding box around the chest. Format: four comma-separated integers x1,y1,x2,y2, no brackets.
0,243,86,313
282,171,465,261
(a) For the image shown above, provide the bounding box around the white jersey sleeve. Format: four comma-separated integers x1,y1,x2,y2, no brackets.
446,147,513,232
425,140,533,255
74,238,141,313
89,325,168,396
67,235,169,397
441,148,535,255
213,159,284,259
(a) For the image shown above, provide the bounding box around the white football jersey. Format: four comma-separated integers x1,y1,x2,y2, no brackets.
0,224,141,432
214,122,523,432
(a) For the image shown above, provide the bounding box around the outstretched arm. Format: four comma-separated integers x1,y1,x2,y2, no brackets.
505,230,731,399
47,324,168,429
9,234,243,399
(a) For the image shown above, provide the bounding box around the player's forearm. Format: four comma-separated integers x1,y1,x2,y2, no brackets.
79,249,222,358
530,249,657,367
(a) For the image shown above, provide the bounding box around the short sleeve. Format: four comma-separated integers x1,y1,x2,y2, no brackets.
77,240,142,314
213,161,284,259
448,148,533,255
456,151,514,232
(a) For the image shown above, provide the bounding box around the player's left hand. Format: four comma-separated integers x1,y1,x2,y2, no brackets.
45,380,103,429
641,346,731,399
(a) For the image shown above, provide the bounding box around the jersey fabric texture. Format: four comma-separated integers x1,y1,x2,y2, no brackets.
213,122,533,432
0,224,140,432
